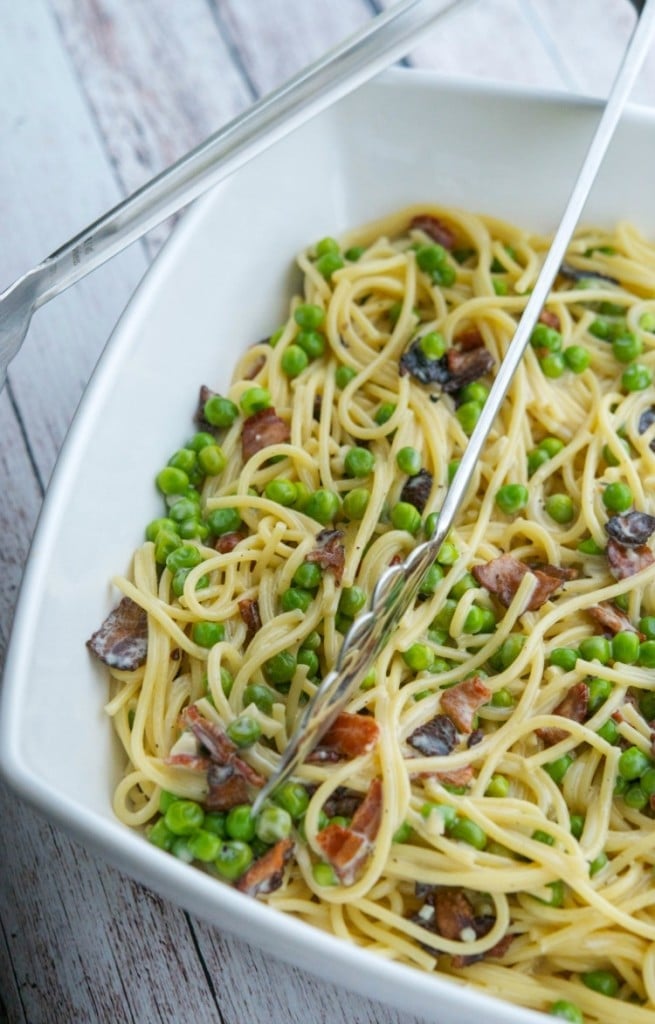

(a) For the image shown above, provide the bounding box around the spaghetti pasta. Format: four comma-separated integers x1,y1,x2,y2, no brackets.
91,204,655,1022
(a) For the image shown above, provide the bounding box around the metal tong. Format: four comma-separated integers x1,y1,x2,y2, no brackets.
252,0,655,810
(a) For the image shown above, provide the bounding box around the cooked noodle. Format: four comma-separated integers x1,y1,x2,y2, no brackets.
99,204,655,1022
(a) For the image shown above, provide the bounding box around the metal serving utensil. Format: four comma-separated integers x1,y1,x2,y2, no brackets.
0,0,472,392
252,0,655,811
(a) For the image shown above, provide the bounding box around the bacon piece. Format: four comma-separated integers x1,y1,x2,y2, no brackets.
86,597,148,671
444,346,495,394
323,787,363,819
315,778,382,884
638,406,655,451
205,762,252,811
588,602,643,637
407,714,458,757
399,339,451,385
410,213,456,250
215,529,246,553
606,539,655,580
539,309,561,331
454,327,484,351
165,753,212,772
536,681,589,746
605,511,655,547
241,406,290,461
559,262,618,286
238,597,262,646
244,354,266,380
440,677,491,733
195,385,218,429
471,553,575,612
432,888,477,942
400,469,433,513
306,711,380,763
236,838,294,897
451,928,514,968
181,704,237,762
305,528,345,585
433,764,474,787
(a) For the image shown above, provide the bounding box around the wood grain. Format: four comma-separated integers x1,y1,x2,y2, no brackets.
1,2,654,1022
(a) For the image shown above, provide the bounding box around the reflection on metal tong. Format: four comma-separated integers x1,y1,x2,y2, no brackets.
252,0,655,812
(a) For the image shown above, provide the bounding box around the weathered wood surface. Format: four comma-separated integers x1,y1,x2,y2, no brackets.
0,2,653,1022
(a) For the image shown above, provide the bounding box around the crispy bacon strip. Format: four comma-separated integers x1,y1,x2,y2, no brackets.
195,385,218,429
454,327,484,351
433,765,475,787
315,778,383,884
444,346,495,394
181,704,236,762
606,538,655,580
605,511,655,547
305,528,345,584
236,838,294,896
205,763,251,811
440,677,491,733
536,681,589,747
539,309,561,331
306,711,380,763
472,553,575,612
238,598,262,646
407,714,458,757
86,597,148,671
215,529,246,553
172,705,264,809
409,213,456,249
588,602,643,637
242,406,290,460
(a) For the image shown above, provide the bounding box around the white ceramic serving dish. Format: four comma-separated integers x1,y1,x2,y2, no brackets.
3,69,655,1024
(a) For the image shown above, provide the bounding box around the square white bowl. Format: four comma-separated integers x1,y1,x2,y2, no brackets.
3,69,655,1024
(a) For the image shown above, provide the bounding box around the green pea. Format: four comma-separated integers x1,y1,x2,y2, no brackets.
456,400,482,435
168,498,199,525
240,386,271,415
312,862,339,886
589,852,608,877
315,251,344,279
265,651,297,685
622,363,653,391
171,568,209,598
156,466,189,496
569,814,585,839
281,344,309,378
544,754,573,785
545,493,575,524
203,812,227,838
304,488,340,524
578,636,612,665
548,648,578,671
219,667,234,697
602,481,633,513
539,436,565,457
485,775,510,798
415,243,455,285
437,539,458,565
563,345,591,373
540,352,566,378
577,537,605,555
294,303,325,330
391,501,422,534
417,563,444,597
374,401,397,425
148,818,176,851
421,802,457,828
291,562,321,591
315,236,340,256
589,318,612,340
402,643,434,672
490,688,514,708
418,331,447,358
392,821,413,843
597,718,619,744
164,800,205,836
343,487,370,520
495,483,529,516
581,970,619,997
345,246,365,262
226,716,261,748
463,606,488,634
618,745,652,780
338,586,367,617
447,459,461,484
256,805,292,844
295,329,325,359
532,829,555,846
611,330,642,363
187,431,215,452
639,617,655,640
588,677,613,712
191,621,225,648
527,448,550,476
272,782,310,822
204,395,238,428
549,1000,583,1023
166,544,203,571
168,448,197,475
146,517,178,542
197,444,226,477
297,647,319,676
538,880,565,907
214,840,253,880
640,767,655,797
396,446,422,475
206,507,242,536
335,364,356,389
448,816,487,850
531,323,563,352
264,479,298,506
638,310,655,332
459,381,489,405
611,630,640,664
492,277,508,296
432,599,456,632
344,446,375,477
493,634,525,671
187,829,222,862
281,587,313,613
243,683,276,714
638,641,655,668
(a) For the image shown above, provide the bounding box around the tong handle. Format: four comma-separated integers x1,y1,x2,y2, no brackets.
252,0,655,811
